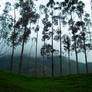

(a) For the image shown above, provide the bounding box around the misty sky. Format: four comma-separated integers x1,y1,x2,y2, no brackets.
0,0,92,63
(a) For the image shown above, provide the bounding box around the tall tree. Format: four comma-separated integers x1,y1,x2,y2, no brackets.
0,2,20,72
47,0,55,76
10,5,16,72
15,0,39,74
77,1,88,73
63,0,80,73
40,5,51,76
63,35,71,74
54,1,67,75
34,24,39,76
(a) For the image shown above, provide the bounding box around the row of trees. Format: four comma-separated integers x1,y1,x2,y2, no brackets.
0,0,92,76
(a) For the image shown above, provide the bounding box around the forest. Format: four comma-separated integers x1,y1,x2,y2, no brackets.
0,0,92,77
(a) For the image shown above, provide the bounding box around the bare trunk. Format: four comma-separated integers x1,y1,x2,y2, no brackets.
68,50,71,74
10,7,16,72
60,37,62,75
18,26,26,74
27,23,31,74
42,55,45,76
35,31,38,76
84,39,88,73
10,45,14,72
71,12,79,74
59,12,62,75
75,45,79,73
51,9,54,77
81,16,88,73
42,41,45,76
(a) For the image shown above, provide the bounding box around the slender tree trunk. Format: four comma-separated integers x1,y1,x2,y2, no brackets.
42,41,45,76
27,23,32,74
51,9,54,77
10,7,16,72
71,12,79,74
84,38,88,73
35,31,38,76
68,50,71,74
75,44,79,73
59,13,62,75
18,26,26,74
60,35,62,75
10,45,14,72
42,55,45,76
81,16,88,73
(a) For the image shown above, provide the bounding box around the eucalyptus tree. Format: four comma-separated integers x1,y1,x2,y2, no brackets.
34,24,39,76
9,4,17,72
76,21,90,73
40,44,53,76
76,1,89,73
63,0,80,73
40,44,52,76
63,35,71,74
47,0,55,76
40,45,46,76
40,6,51,76
0,2,20,72
15,0,39,74
54,1,67,75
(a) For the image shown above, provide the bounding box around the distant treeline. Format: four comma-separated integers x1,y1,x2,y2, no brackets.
0,55,92,76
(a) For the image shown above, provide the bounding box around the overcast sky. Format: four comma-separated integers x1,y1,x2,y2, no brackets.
0,0,92,63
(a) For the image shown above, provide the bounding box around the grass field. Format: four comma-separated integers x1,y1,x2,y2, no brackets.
0,70,92,92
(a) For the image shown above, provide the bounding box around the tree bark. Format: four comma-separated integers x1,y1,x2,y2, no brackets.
10,45,14,72
35,31,38,76
51,9,54,77
68,50,71,74
18,26,26,74
81,16,88,73
84,39,88,73
42,41,45,76
71,12,79,74
10,7,16,72
59,13,62,75
42,55,45,76
75,44,79,73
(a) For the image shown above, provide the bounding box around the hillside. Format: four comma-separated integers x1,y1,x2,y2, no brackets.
0,70,92,92
0,55,92,76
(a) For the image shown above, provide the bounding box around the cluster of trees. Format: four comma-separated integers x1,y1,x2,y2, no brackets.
0,0,92,76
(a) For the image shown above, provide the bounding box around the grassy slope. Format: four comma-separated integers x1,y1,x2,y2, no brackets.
0,70,92,92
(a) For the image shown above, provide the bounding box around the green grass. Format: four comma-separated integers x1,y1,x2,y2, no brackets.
0,70,92,92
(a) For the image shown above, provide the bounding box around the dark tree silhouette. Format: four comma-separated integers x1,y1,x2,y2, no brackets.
54,1,67,75
63,0,80,73
40,6,51,76
0,2,20,72
47,0,55,76
34,24,39,76
63,35,71,74
10,5,16,72
15,0,39,74
77,1,89,73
